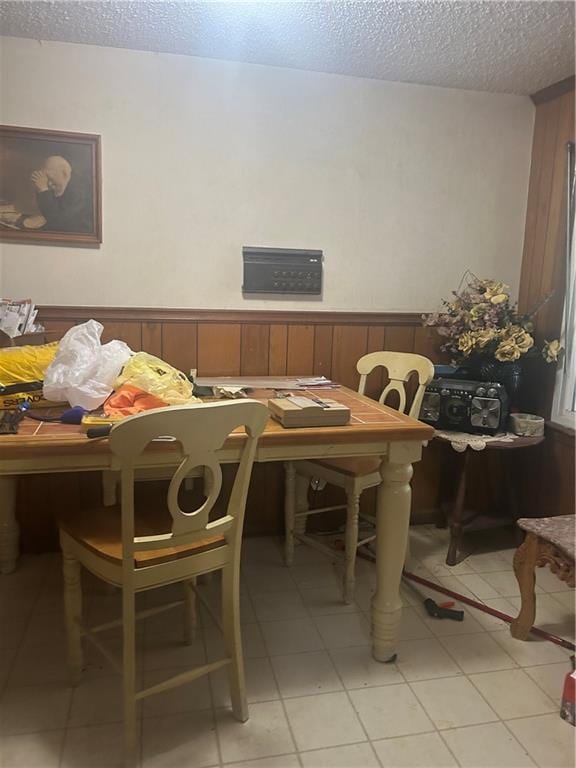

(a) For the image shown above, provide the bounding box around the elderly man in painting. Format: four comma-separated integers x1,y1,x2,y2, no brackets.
27,155,92,233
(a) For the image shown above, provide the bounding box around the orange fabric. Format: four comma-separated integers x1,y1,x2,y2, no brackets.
103,383,167,417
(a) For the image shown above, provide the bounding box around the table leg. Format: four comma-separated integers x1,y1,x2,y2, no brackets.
446,450,469,566
372,442,420,662
510,532,539,640
0,476,19,574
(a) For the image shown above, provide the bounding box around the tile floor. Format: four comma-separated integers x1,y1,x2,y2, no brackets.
0,525,574,767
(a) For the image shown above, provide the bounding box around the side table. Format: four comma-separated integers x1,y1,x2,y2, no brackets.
435,432,545,566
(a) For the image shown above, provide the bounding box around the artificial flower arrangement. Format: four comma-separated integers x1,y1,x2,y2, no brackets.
424,273,561,366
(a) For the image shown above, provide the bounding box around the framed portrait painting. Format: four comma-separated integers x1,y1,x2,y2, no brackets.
0,125,101,246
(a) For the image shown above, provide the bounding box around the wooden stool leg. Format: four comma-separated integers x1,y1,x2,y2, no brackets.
344,490,361,604
222,563,248,722
183,578,197,644
122,586,138,768
284,462,296,566
446,451,469,566
511,533,539,640
62,547,83,685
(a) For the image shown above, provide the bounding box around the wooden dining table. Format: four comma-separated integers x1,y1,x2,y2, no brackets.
0,384,433,662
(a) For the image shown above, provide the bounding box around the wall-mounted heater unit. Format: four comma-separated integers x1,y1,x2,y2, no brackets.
242,246,323,295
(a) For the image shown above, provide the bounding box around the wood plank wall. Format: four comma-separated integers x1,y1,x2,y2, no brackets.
16,306,440,552
519,78,575,518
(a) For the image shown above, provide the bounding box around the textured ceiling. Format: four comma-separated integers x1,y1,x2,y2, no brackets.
1,1,574,94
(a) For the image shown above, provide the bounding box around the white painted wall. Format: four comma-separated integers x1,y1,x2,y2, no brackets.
0,36,534,312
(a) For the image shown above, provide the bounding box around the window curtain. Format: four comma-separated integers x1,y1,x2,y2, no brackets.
555,141,576,421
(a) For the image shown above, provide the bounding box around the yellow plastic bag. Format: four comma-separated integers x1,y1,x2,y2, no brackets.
0,342,59,409
114,352,199,406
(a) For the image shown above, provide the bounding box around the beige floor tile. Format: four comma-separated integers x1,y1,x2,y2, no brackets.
411,675,498,729
288,564,341,591
0,684,72,735
466,597,518,631
470,668,557,719
329,646,403,689
433,575,477,600
244,565,299,595
210,657,279,707
442,722,536,767
0,729,64,768
349,683,434,739
216,701,294,762
227,756,300,768
203,622,267,662
416,603,487,637
549,591,576,612
142,710,218,768
271,650,342,698
0,587,41,620
300,742,380,767
372,732,458,767
506,713,575,768
481,572,543,599
456,573,502,600
535,568,574,593
466,551,512,573
284,690,365,751
68,675,129,727
299,585,359,615
251,590,308,622
8,641,71,685
0,615,28,651
440,632,516,673
0,648,17,690
399,606,434,639
525,662,569,704
260,618,323,656
395,637,462,681
144,632,207,671
313,612,370,649
61,722,130,768
490,630,570,667
142,666,212,718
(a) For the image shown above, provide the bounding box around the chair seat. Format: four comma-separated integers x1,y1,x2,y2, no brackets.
313,456,381,477
58,505,225,568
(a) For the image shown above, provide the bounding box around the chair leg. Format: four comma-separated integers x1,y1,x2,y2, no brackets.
510,533,539,641
62,547,83,685
344,491,361,604
122,586,138,768
183,578,197,644
294,474,310,538
284,461,296,566
222,563,248,722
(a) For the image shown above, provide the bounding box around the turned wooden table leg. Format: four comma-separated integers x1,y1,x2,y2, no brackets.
446,450,469,566
372,441,421,662
510,532,539,640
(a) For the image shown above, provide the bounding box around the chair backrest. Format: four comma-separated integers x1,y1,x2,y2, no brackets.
356,351,434,418
108,400,269,567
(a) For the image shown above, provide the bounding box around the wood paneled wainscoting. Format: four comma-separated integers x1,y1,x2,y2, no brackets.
14,306,440,553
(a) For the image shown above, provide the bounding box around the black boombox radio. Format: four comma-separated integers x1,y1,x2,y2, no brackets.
420,378,510,435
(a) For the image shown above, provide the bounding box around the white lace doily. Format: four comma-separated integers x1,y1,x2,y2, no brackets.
432,430,518,452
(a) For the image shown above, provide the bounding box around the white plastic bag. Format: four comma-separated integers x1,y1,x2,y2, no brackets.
43,320,132,410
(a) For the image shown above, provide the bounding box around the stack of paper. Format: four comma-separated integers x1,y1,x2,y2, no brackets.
268,396,350,428
0,299,43,339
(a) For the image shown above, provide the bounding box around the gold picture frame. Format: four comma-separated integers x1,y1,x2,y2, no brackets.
0,125,102,247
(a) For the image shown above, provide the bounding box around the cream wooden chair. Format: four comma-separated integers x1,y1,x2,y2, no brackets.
284,351,434,603
58,400,268,767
